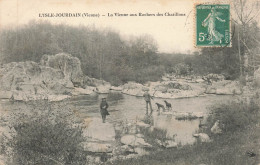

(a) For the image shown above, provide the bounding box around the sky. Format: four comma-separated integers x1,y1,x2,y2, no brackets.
0,0,259,54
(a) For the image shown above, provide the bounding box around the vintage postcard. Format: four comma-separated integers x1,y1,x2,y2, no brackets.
0,0,260,165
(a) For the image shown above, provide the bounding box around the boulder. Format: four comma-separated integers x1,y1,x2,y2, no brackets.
0,126,17,139
82,142,112,153
192,112,204,118
40,53,85,87
193,133,211,143
155,139,164,146
96,85,111,94
164,140,178,148
211,120,222,134
136,134,145,138
205,87,216,94
71,87,95,95
120,135,152,147
154,85,168,93
206,80,242,95
86,155,101,164
83,118,115,142
134,147,149,155
120,145,135,153
121,82,145,96
110,86,123,91
12,91,28,101
195,79,205,83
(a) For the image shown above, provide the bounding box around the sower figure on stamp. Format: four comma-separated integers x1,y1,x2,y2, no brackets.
100,98,110,123
202,8,226,44
143,89,153,115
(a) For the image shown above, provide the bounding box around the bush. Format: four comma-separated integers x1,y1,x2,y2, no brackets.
2,102,87,165
207,99,259,133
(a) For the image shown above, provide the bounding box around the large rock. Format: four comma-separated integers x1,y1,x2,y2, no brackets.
110,86,123,91
193,133,211,143
0,126,17,139
122,82,145,96
164,140,178,148
120,135,152,147
82,142,112,153
0,54,111,101
0,61,71,99
211,120,222,134
96,85,111,94
134,147,149,155
206,80,242,95
83,118,115,142
40,53,85,88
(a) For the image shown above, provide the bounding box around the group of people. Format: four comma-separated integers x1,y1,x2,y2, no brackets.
99,90,170,123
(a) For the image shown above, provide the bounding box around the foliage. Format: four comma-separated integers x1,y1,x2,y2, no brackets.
0,21,162,85
0,20,259,84
1,101,87,165
207,99,259,133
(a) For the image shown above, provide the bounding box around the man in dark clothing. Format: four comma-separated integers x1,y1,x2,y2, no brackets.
143,90,153,115
100,98,109,123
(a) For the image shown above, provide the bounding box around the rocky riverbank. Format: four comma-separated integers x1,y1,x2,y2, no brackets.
0,53,245,102
68,109,211,165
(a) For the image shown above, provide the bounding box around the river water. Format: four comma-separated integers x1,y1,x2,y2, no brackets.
67,92,234,145
1,92,234,145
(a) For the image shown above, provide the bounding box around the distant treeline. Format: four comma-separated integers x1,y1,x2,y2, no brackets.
0,21,259,85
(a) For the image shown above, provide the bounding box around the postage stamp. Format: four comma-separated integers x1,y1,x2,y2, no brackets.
195,4,231,47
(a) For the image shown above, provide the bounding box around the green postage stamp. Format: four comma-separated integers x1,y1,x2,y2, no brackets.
196,4,231,47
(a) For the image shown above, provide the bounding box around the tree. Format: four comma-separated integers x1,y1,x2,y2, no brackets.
233,0,260,76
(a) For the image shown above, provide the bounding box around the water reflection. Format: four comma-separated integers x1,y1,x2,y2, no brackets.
152,113,199,145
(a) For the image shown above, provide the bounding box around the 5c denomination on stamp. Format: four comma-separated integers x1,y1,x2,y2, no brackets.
195,4,231,47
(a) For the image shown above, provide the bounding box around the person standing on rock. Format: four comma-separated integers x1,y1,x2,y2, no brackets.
100,98,110,123
143,89,153,115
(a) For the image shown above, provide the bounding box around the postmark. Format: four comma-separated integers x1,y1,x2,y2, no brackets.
195,4,231,47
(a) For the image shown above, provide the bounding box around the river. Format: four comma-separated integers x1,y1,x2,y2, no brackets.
1,92,235,145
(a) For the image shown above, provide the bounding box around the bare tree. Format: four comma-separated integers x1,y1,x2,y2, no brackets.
232,0,260,76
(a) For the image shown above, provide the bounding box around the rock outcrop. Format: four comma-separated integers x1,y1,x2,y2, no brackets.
120,134,152,147
0,53,110,101
40,53,86,88
82,118,115,153
205,80,242,95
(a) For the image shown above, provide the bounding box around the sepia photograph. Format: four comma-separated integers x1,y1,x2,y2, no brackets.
0,0,260,164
